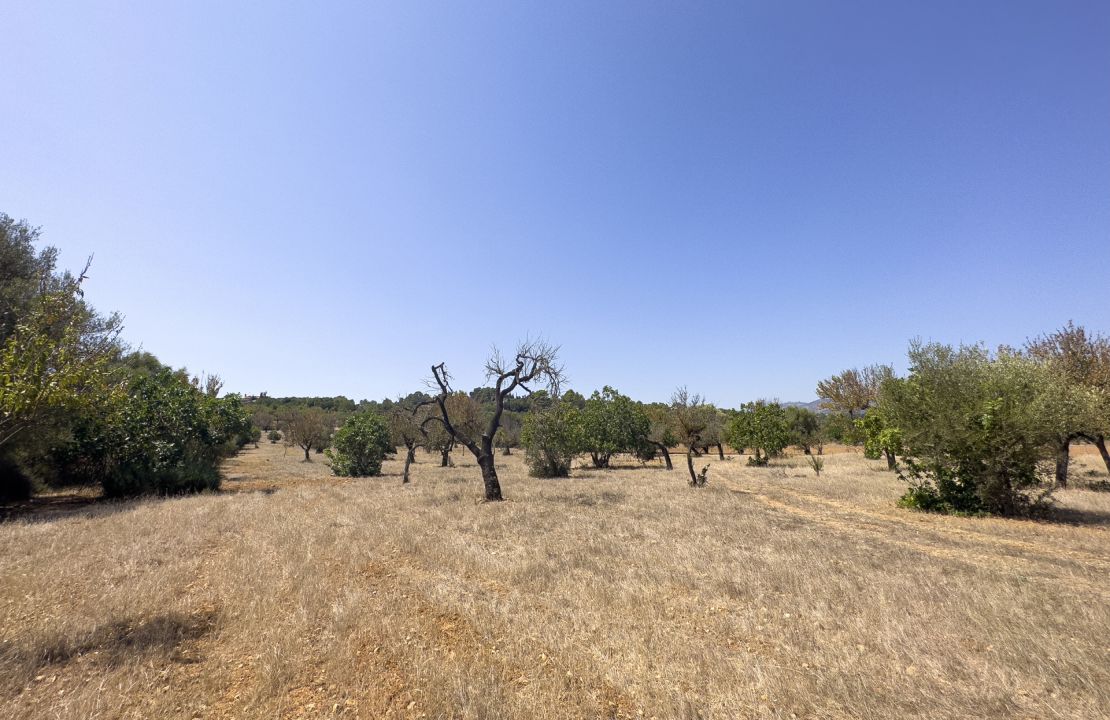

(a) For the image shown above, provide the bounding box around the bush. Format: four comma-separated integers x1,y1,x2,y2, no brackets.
522,402,583,477
884,342,1055,516
327,413,393,477
268,429,282,443
98,369,235,497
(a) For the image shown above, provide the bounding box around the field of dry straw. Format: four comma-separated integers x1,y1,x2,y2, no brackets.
2,441,1109,719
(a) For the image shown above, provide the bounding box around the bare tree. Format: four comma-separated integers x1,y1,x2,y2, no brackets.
671,388,713,487
425,341,563,501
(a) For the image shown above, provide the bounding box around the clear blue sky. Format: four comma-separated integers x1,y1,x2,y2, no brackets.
3,1,1108,406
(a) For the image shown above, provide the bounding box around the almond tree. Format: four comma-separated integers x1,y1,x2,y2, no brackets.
425,340,563,501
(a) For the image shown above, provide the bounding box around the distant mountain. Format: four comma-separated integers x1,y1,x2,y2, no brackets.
780,399,828,413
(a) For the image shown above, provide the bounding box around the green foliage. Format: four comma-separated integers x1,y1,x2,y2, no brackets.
807,454,824,477
268,429,282,443
90,369,249,497
884,342,1055,516
327,412,394,477
580,386,651,468
855,411,903,468
727,401,790,466
521,402,583,478
785,406,823,453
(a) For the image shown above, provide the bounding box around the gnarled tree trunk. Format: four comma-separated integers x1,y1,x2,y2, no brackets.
1055,438,1070,488
716,443,725,460
884,449,896,470
478,448,502,501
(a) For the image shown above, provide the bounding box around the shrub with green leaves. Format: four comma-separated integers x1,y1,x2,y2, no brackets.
855,411,903,470
327,412,393,477
268,429,282,443
727,401,790,466
580,386,651,468
885,342,1055,516
522,402,583,477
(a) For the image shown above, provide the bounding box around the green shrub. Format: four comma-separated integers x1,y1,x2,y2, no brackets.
327,413,393,477
884,343,1055,516
522,402,583,478
268,429,282,443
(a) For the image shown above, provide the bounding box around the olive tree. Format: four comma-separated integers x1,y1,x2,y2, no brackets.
884,342,1055,515
425,340,563,501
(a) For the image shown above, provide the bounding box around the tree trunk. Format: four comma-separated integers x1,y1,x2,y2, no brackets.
591,452,610,469
802,444,811,455
502,446,511,456
406,445,416,468
685,450,698,486
1095,435,1110,474
816,442,824,456
440,448,450,467
303,445,311,462
1055,438,1070,488
654,443,673,471
478,452,503,501
402,450,413,484
716,443,725,460
884,449,896,471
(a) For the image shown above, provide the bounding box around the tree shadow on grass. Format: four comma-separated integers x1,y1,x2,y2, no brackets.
0,492,148,525
1043,505,1110,528
2,609,220,689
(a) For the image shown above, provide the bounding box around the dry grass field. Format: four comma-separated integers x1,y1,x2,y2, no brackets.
2,442,1109,719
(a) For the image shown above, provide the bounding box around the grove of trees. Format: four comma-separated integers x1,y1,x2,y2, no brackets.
4,211,1108,519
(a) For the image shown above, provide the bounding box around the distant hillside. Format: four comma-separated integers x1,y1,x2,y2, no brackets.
781,399,828,413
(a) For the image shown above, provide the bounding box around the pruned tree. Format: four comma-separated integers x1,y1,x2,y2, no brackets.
816,364,894,418
671,387,713,487
281,407,333,461
425,340,563,501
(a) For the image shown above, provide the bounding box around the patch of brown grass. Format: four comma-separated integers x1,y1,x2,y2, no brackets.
2,441,1109,719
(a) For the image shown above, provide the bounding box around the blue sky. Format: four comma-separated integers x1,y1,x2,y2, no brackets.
3,1,1108,406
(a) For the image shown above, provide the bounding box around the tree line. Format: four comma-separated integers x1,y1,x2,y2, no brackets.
4,211,1107,517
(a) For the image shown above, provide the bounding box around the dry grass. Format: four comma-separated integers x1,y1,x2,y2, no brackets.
2,442,1109,719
